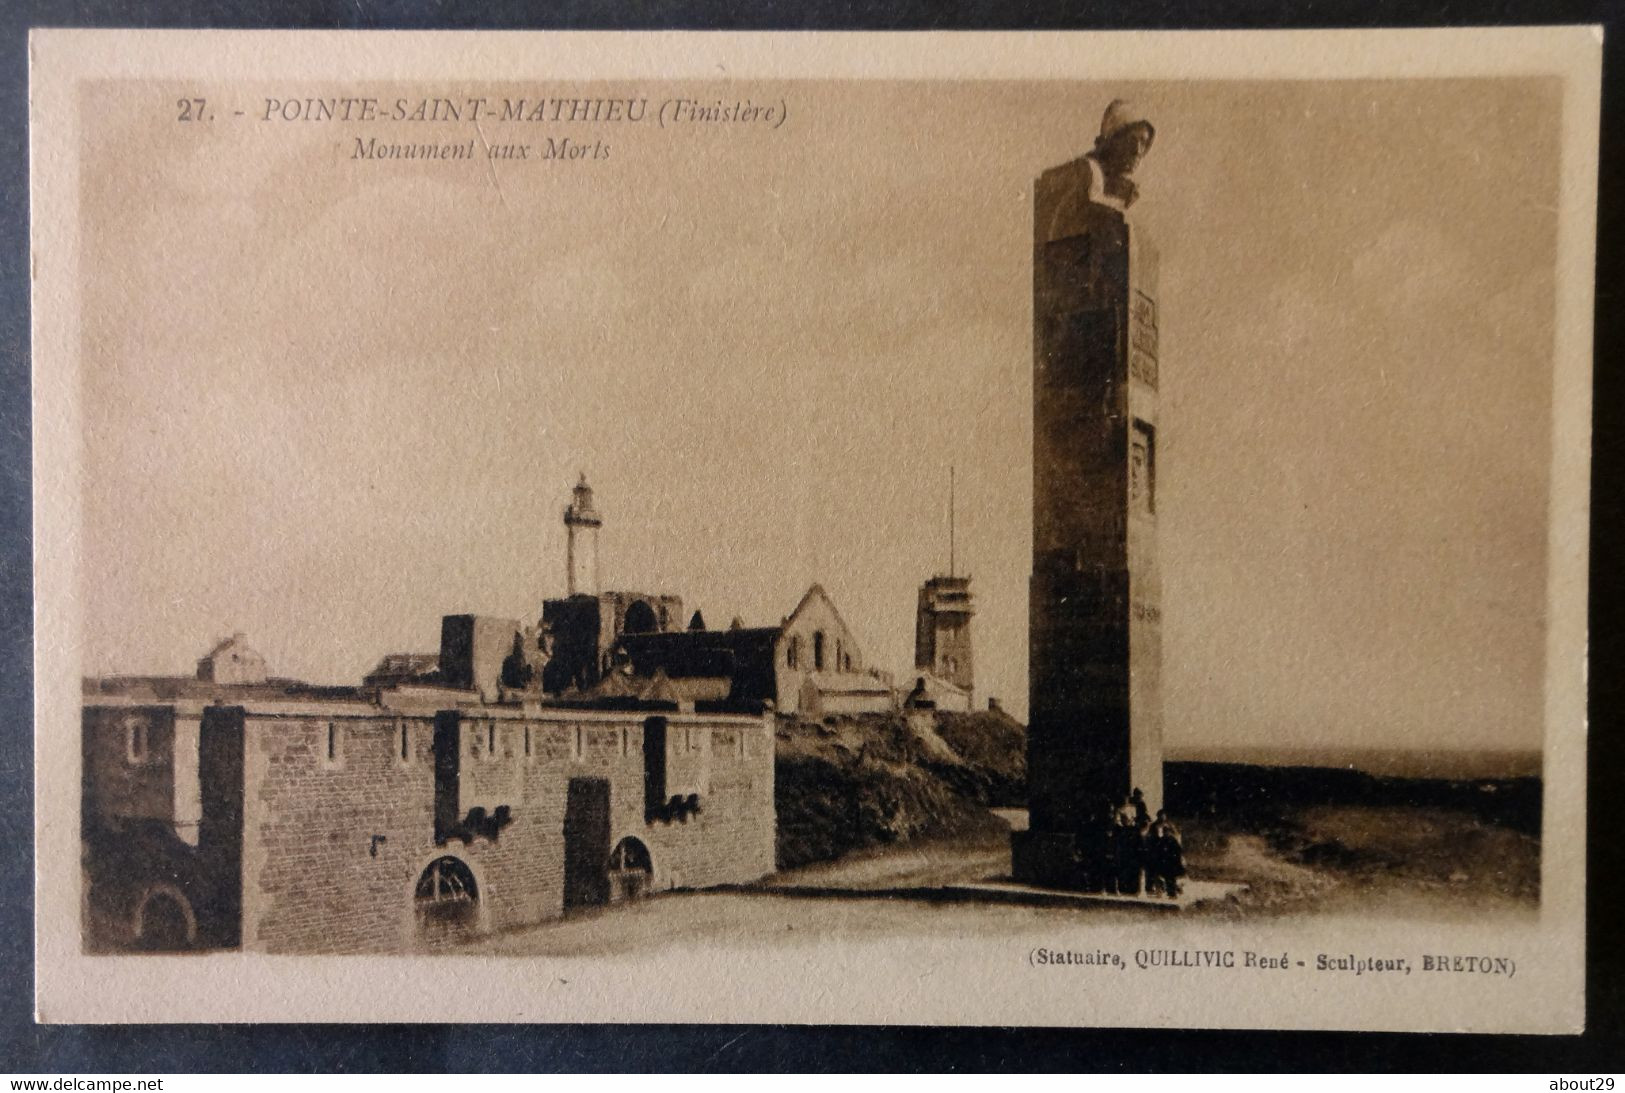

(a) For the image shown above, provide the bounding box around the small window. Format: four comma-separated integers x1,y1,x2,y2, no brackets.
398,719,411,764
323,721,343,768
487,722,498,760
573,726,584,761
787,635,800,670
1131,418,1156,515
523,725,532,760
620,727,629,758
813,632,826,671
738,730,747,760
124,718,149,765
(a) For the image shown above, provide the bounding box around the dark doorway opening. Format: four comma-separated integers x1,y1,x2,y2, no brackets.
563,777,612,909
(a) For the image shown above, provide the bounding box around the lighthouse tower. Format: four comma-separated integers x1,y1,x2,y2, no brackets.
563,473,603,597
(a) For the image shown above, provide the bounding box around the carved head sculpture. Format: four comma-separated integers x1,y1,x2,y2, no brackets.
1093,99,1156,205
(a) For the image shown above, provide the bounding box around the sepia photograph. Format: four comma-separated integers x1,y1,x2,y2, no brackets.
29,29,1595,1032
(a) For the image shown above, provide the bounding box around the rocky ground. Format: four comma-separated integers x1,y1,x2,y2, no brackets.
772,709,1025,870
1189,803,1540,920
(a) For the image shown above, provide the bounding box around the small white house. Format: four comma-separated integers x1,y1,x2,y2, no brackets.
195,632,268,685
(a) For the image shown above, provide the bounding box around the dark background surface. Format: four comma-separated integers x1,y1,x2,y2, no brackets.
2,0,1621,1072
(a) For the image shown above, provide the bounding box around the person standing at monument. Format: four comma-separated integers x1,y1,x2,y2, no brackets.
1155,810,1185,899
1115,806,1144,896
1101,805,1123,895
1135,819,1156,896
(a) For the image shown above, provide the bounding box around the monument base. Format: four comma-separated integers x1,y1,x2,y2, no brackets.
1010,830,1080,889
947,878,1243,911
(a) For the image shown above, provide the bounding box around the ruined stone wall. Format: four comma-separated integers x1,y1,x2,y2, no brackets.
438,615,522,701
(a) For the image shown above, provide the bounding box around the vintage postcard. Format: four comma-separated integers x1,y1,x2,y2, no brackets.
30,28,1596,1031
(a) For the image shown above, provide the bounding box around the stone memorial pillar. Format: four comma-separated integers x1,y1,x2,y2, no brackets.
1013,102,1164,889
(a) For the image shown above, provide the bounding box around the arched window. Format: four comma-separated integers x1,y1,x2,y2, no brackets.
623,600,658,634
608,837,654,903
416,856,478,905
787,635,800,669
609,836,653,874
415,856,479,938
813,632,826,671
134,887,196,950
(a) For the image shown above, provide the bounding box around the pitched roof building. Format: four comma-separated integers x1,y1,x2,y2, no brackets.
616,584,895,717
194,633,267,686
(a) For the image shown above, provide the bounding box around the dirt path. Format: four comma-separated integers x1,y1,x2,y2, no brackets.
458,804,1538,955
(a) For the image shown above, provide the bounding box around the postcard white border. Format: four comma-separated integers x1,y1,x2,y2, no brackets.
29,27,1597,1030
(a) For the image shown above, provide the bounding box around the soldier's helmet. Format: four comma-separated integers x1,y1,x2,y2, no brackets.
1099,99,1155,148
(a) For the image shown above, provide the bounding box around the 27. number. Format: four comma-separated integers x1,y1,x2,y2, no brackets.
176,98,208,122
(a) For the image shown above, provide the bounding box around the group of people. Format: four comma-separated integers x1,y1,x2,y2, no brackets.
1074,787,1186,899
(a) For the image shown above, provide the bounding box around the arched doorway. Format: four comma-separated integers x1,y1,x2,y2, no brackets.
607,837,654,904
414,855,479,943
133,886,196,951
623,600,658,634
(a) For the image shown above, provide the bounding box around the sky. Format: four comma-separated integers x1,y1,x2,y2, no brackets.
78,77,1560,753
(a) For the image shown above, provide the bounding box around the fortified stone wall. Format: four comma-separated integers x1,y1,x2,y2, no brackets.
229,704,773,953
83,705,176,823
637,718,775,891
240,710,456,953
